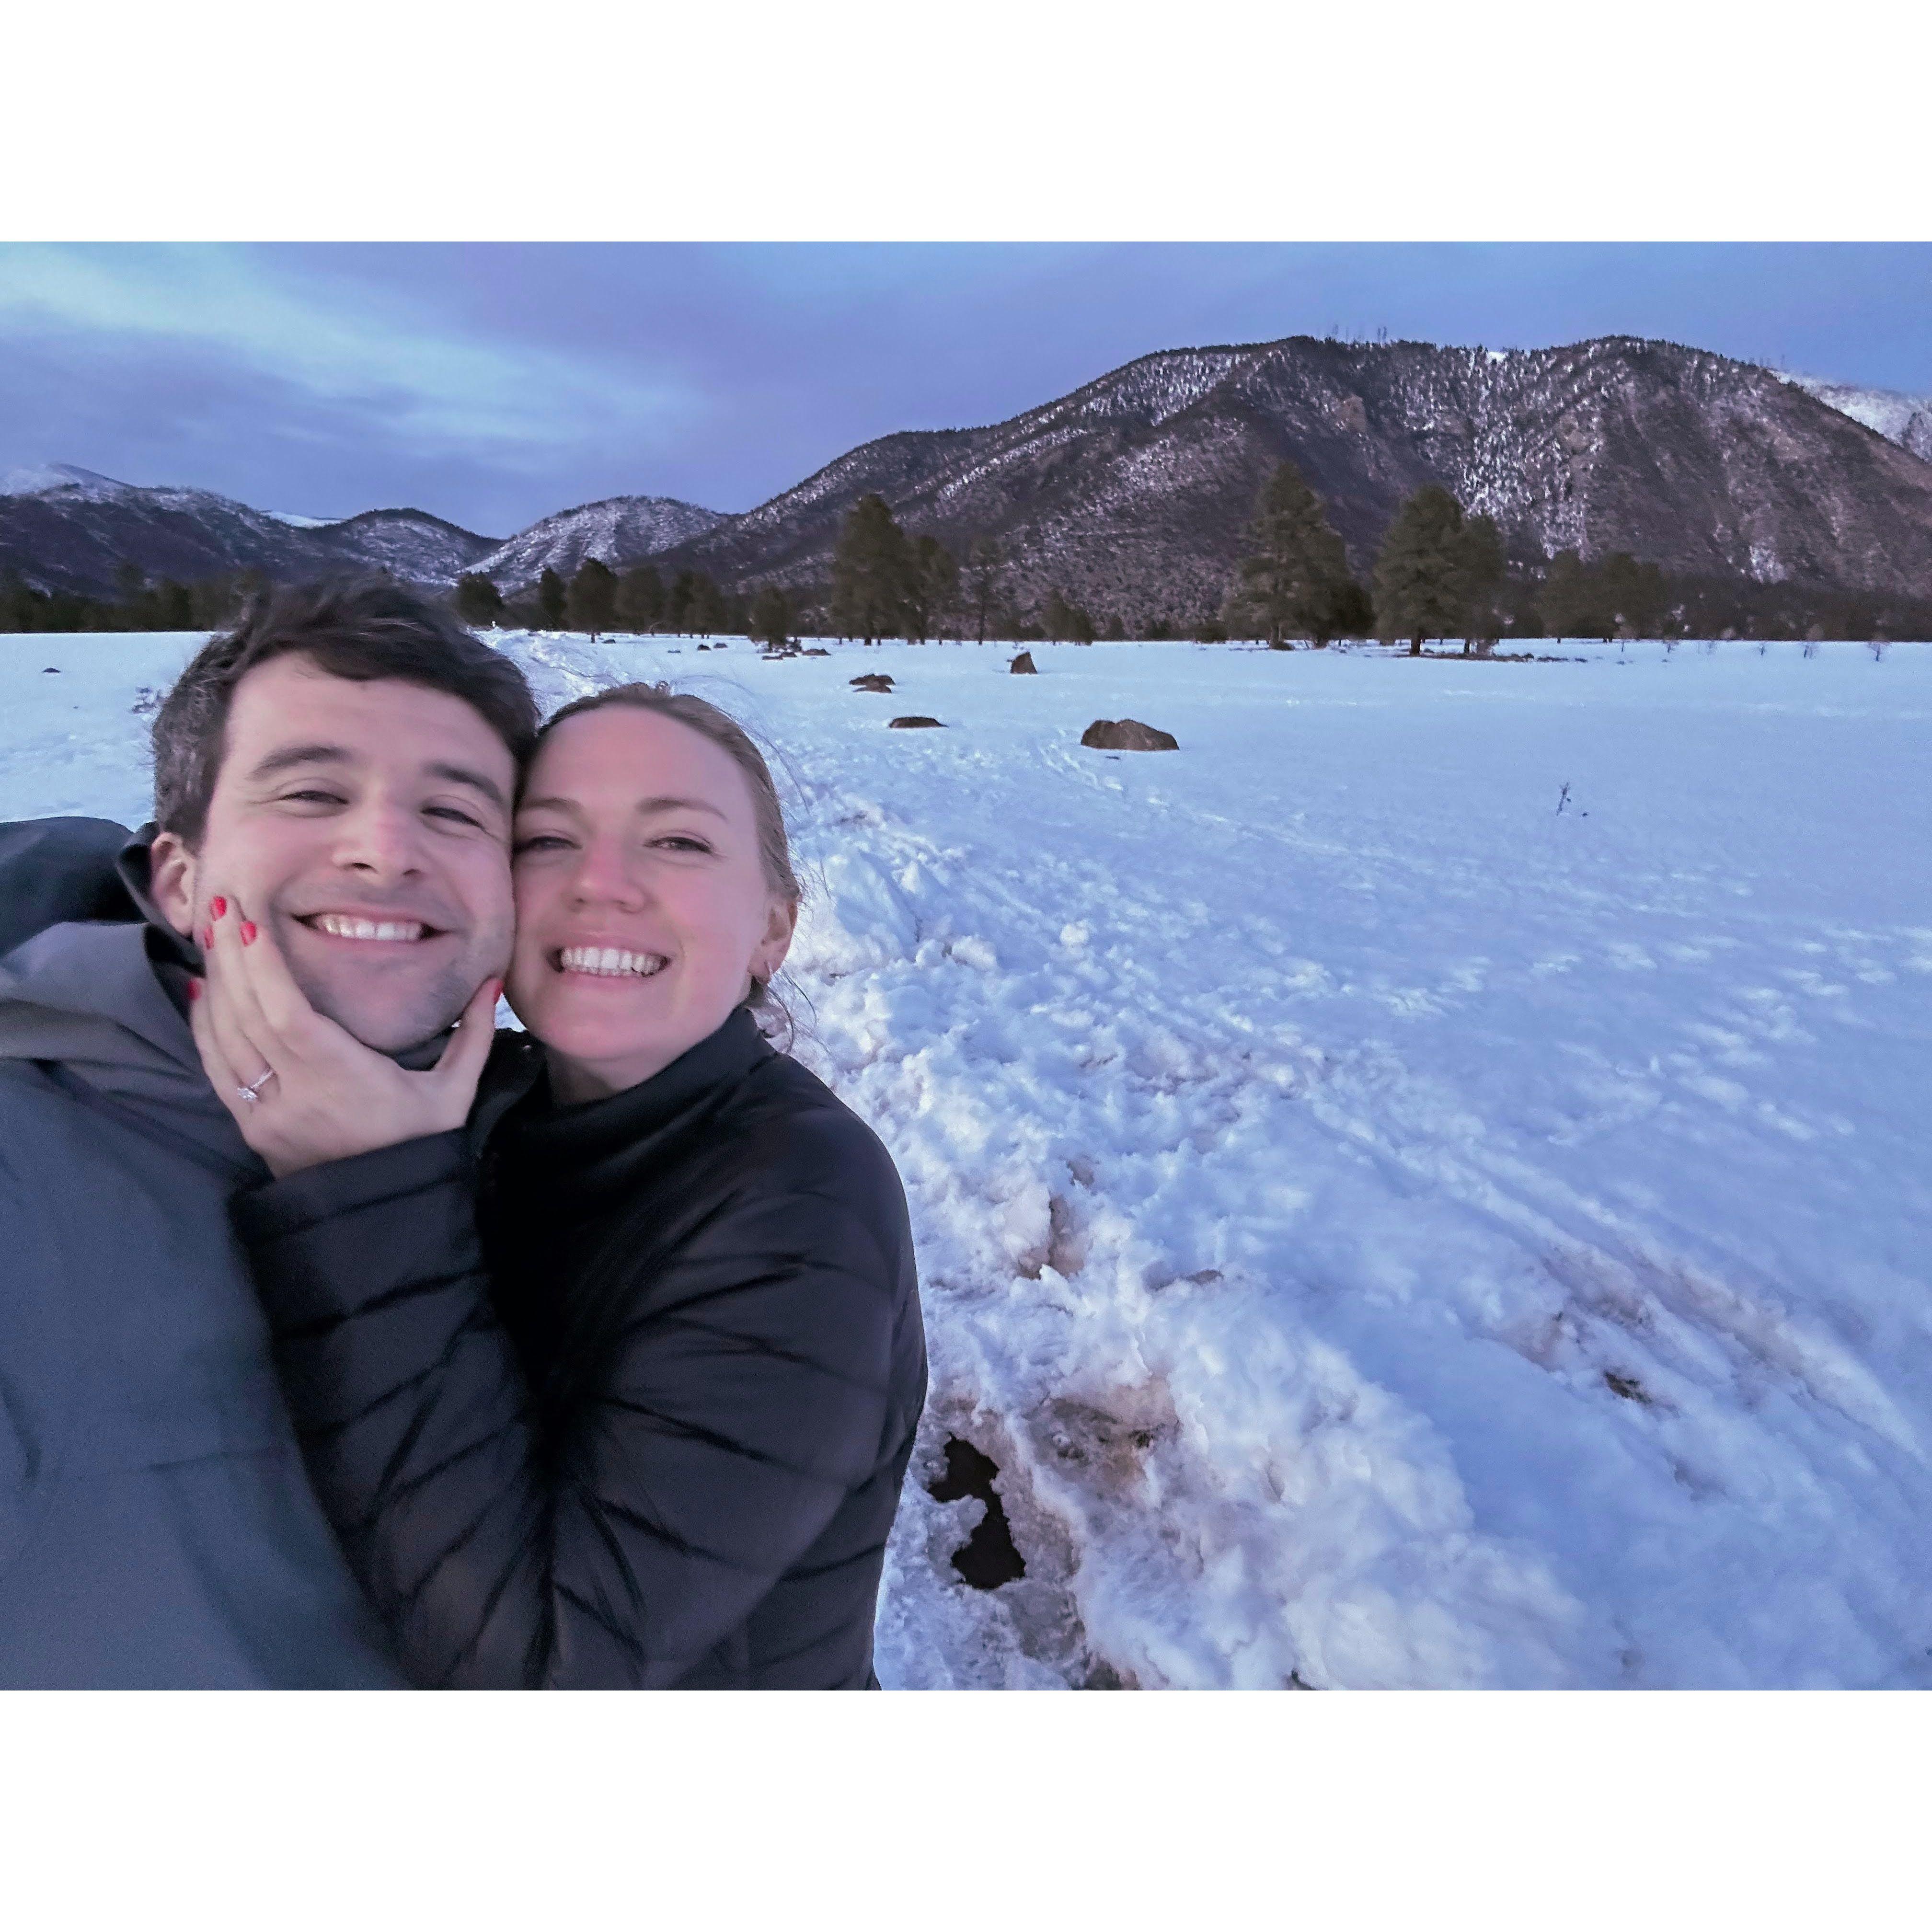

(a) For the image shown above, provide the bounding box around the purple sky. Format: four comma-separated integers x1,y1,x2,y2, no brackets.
1,242,1926,539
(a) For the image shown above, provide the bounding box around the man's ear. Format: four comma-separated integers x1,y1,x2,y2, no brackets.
753,896,798,983
147,829,198,938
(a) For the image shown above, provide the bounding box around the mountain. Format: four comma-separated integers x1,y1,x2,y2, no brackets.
470,494,730,587
0,467,502,598
1786,375,1932,465
645,335,1932,621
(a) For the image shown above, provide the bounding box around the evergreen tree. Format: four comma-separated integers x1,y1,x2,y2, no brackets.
155,579,195,630
455,573,505,628
1458,514,1506,653
964,536,1004,644
830,494,909,644
1040,586,1075,644
616,564,665,633
1067,597,1097,645
1539,551,1599,639
665,569,696,634
565,558,618,637
538,566,568,629
1373,485,1472,654
688,573,729,637
1232,460,1355,648
750,584,793,650
1598,552,1667,639
900,534,959,644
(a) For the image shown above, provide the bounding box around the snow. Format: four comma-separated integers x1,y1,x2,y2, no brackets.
0,462,131,500
1785,374,1932,463
4,629,1930,1689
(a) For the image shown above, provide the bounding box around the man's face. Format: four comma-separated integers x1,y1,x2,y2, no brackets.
150,655,518,1055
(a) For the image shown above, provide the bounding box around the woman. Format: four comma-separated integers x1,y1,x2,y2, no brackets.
189,684,927,1688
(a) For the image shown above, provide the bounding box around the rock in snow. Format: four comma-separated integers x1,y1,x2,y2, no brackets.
1081,717,1178,751
851,673,896,692
888,715,944,729
1010,651,1038,675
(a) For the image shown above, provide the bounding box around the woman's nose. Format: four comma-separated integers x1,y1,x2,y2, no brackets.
566,840,648,908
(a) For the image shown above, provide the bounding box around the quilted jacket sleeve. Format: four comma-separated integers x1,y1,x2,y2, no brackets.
229,1124,904,1688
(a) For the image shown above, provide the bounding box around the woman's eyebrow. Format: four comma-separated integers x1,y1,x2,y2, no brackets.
635,794,729,821
516,793,728,821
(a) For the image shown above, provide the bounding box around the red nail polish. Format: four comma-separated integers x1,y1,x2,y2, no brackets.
240,921,258,946
187,978,202,1002
210,897,227,919
201,926,213,951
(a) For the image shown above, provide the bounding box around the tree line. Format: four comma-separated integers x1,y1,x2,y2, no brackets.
6,487,1931,644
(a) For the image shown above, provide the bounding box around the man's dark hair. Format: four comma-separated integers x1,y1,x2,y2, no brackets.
151,576,540,845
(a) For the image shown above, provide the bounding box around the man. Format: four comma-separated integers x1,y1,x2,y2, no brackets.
0,578,536,1686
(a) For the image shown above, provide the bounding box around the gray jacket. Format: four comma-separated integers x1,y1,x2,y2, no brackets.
0,821,404,1686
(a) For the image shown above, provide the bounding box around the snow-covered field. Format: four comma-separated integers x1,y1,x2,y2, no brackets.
5,630,1929,1689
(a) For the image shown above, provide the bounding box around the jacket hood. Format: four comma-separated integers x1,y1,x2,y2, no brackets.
0,821,257,1172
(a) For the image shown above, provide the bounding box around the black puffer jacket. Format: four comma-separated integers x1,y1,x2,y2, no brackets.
230,1008,926,1689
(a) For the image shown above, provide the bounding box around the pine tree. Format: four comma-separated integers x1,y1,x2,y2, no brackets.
830,494,910,644
688,573,728,637
538,566,567,629
565,558,618,637
1458,514,1506,653
1598,552,1667,639
750,584,793,651
616,564,665,633
1373,485,1471,654
964,536,1003,644
663,570,696,634
1540,551,1613,640
455,573,505,628
1039,586,1075,643
156,579,194,630
1232,460,1356,648
900,534,959,644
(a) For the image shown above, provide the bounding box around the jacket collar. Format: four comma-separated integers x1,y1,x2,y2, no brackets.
508,1007,773,1169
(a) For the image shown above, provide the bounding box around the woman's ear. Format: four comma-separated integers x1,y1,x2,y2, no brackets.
752,896,799,983
147,829,199,938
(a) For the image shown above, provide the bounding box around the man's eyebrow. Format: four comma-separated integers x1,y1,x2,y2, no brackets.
247,743,352,782
518,793,728,821
246,745,507,813
426,762,509,811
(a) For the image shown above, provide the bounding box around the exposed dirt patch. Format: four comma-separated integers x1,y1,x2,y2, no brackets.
925,1437,1027,1589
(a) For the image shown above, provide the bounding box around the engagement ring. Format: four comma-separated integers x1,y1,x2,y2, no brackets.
237,1069,277,1104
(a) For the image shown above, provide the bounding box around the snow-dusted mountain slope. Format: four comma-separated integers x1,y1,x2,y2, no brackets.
654,335,1932,617
0,466,500,596
1786,375,1932,464
9,628,1926,1689
472,495,732,587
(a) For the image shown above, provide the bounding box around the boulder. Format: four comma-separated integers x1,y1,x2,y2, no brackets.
851,673,895,692
888,715,944,729
1010,651,1037,675
805,647,830,656
1081,718,1178,752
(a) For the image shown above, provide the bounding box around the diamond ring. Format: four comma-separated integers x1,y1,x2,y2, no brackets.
237,1068,277,1104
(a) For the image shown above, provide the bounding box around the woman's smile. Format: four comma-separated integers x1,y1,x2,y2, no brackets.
551,943,670,979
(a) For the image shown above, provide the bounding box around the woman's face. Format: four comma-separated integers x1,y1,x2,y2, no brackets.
506,705,796,1104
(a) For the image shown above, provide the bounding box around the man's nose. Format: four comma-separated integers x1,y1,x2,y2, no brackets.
329,799,427,878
